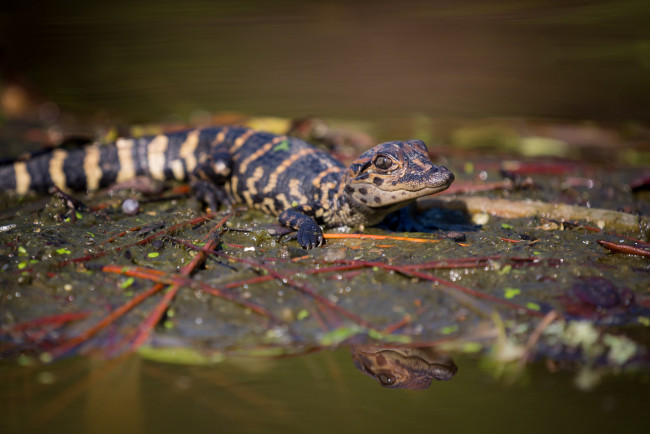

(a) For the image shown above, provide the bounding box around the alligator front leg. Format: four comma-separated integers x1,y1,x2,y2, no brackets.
190,179,231,211
279,204,324,249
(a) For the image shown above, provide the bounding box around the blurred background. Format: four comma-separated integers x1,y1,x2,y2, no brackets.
1,0,649,130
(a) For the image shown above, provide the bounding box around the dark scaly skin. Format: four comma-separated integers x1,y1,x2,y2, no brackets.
0,126,454,248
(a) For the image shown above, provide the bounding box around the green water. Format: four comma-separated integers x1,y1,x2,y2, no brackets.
2,0,650,124
2,350,649,434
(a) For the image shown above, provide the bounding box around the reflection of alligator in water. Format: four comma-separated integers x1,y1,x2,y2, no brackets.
351,345,458,390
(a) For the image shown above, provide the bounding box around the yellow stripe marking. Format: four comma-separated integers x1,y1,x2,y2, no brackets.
289,178,303,200
261,197,277,215
242,166,265,207
230,176,239,202
179,129,200,173
116,139,136,183
275,193,291,210
319,182,337,208
83,145,102,190
312,166,341,188
147,135,169,181
169,160,185,180
230,129,255,153
239,136,285,174
227,178,241,203
14,161,31,195
263,148,316,194
246,166,265,194
212,128,228,146
49,149,68,191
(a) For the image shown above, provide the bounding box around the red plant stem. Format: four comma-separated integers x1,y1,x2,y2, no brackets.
48,283,167,358
106,267,278,320
4,312,90,333
48,212,230,357
323,232,441,244
57,211,219,267
382,305,429,334
325,258,545,317
500,237,522,243
404,256,500,270
210,251,375,329
171,238,372,329
381,314,413,335
598,240,650,258
130,284,182,350
129,212,233,350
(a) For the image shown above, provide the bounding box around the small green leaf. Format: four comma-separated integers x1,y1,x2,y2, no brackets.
504,287,521,299
17,354,35,367
17,262,27,270
501,223,513,230
638,316,650,327
498,264,512,275
148,252,160,258
440,324,459,335
273,140,290,152
39,352,53,364
120,277,135,289
138,345,225,365
320,325,364,345
17,246,27,256
56,248,71,255
75,211,83,220
296,309,309,320
367,329,412,343
526,302,541,311
291,201,299,207
462,342,482,353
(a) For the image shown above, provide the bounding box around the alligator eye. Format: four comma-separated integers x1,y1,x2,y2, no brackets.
377,373,396,386
374,155,393,170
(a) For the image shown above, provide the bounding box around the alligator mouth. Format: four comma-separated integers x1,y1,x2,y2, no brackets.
402,166,454,194
423,166,454,190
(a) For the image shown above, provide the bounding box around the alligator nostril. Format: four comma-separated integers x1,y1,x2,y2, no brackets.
443,167,455,182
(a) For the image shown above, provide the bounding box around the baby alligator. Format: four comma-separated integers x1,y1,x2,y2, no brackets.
0,126,454,248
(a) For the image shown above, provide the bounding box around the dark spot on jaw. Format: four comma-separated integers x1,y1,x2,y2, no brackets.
359,187,367,195
360,198,368,204
356,173,370,181
391,195,396,199
372,177,384,186
373,196,381,204
391,181,397,186
344,185,354,194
